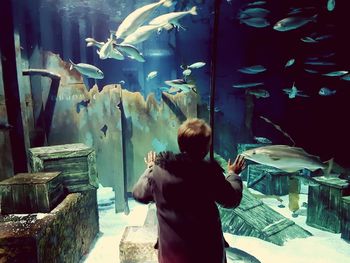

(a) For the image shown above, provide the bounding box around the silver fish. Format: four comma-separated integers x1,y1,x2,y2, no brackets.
322,71,348,77
285,58,295,68
327,0,336,12
116,0,173,39
241,145,331,173
253,136,272,144
115,43,145,62
247,89,270,98
304,69,318,74
97,35,114,60
232,82,264,88
247,1,266,7
149,6,197,31
164,79,196,93
85,38,124,60
238,7,270,19
240,17,270,28
121,24,161,45
319,87,336,96
69,59,104,79
182,69,192,76
273,14,317,32
341,74,350,81
146,71,158,81
238,65,266,74
304,61,336,66
301,36,318,43
188,62,206,69
283,82,308,99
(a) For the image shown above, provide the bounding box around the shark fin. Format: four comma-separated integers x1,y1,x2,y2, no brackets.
323,158,334,176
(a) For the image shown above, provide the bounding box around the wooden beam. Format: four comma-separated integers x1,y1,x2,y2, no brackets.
0,0,29,173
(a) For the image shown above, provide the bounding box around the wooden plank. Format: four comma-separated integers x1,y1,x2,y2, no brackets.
0,185,14,214
29,143,93,160
0,0,28,173
0,47,14,181
313,176,349,189
341,196,350,241
0,172,64,214
262,218,294,236
29,144,98,192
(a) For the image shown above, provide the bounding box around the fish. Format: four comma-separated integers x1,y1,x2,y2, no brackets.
85,38,104,48
149,6,197,31
285,58,295,68
69,59,104,79
240,17,270,28
97,35,114,60
164,79,196,93
253,136,272,144
327,0,336,12
115,0,173,39
247,89,270,98
247,1,266,7
341,74,350,81
319,87,336,96
288,6,316,15
273,14,317,32
283,82,308,99
86,37,124,60
238,7,270,19
238,65,266,74
241,144,333,173
188,62,206,69
315,34,333,41
146,71,158,81
300,36,318,43
121,24,161,45
322,70,348,77
304,61,336,66
182,68,192,76
100,124,108,137
115,43,145,62
76,99,90,113
232,82,264,88
304,69,318,74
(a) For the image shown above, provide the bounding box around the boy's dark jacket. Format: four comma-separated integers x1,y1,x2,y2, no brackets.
133,152,243,263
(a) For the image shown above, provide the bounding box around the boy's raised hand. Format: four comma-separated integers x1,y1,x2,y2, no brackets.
227,155,246,175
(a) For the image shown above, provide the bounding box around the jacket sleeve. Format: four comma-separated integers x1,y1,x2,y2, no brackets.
212,163,243,209
132,166,154,204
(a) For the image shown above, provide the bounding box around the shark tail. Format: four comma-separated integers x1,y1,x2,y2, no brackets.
189,6,198,16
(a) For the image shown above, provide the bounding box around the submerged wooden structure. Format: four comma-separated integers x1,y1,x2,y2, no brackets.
0,190,99,263
247,164,289,196
0,172,64,214
28,143,98,192
306,176,350,233
219,186,312,246
341,196,350,241
0,143,99,262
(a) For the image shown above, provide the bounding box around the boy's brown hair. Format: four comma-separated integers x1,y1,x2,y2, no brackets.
177,118,212,159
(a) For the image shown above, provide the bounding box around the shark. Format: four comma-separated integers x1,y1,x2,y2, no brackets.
241,145,333,174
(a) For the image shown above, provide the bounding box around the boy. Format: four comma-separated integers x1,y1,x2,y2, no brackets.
133,118,245,263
